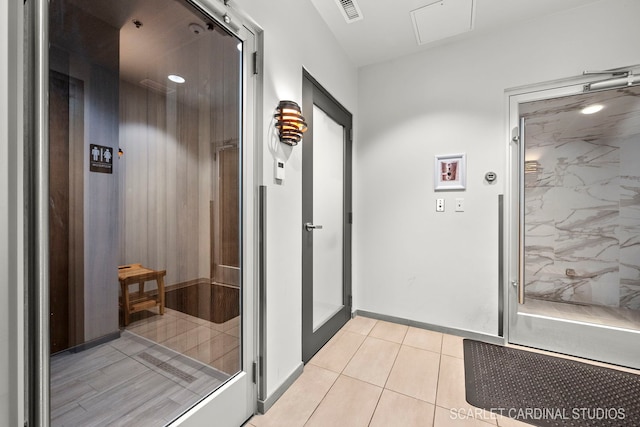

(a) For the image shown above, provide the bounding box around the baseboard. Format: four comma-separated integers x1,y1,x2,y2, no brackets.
256,362,304,414
67,330,121,354
164,277,210,293
353,309,505,346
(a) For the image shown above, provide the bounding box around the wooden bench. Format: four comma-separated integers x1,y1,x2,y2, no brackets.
118,263,166,326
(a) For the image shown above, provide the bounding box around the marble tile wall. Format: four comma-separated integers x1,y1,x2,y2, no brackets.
521,86,640,310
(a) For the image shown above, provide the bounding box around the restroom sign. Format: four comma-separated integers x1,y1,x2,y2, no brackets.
89,144,113,174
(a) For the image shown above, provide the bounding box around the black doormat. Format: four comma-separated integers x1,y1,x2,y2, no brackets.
463,340,640,426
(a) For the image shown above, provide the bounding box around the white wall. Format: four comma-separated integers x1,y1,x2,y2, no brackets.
355,0,640,335
233,0,358,398
0,0,23,425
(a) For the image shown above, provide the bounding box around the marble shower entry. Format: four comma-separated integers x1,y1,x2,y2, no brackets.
519,84,640,330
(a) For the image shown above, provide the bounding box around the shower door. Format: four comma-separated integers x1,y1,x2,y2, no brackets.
508,79,640,369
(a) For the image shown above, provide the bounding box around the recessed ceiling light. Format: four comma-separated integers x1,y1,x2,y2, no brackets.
168,74,185,84
581,104,603,115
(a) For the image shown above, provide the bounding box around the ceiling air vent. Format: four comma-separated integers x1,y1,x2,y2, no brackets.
139,78,175,94
334,0,363,23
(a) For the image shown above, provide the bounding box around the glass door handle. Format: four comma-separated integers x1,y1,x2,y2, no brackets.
305,223,323,231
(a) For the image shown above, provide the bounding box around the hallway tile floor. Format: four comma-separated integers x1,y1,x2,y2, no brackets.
247,315,640,427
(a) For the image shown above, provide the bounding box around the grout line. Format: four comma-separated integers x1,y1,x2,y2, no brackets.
432,334,444,427
364,319,384,426
301,369,342,426
337,329,368,375
381,342,403,390
366,384,384,426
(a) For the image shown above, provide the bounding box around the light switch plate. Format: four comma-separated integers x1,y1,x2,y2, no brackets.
436,198,445,212
275,158,285,180
455,198,464,212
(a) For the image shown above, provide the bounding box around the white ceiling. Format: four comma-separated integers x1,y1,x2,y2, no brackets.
310,0,605,67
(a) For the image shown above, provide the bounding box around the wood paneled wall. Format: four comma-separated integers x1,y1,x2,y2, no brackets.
119,81,211,287
118,31,241,289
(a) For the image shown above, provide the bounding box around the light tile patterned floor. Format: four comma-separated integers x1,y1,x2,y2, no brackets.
51,330,229,426
247,316,571,427
51,308,240,426
127,307,240,375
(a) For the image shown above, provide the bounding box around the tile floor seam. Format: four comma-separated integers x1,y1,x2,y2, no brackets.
381,341,405,391
162,338,201,355
379,385,435,406
215,344,241,360
437,404,502,426
401,342,443,356
366,380,385,427
337,332,368,375
432,335,444,427
301,370,343,426
369,321,409,340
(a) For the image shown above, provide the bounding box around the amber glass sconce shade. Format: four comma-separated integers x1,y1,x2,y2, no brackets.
274,100,307,146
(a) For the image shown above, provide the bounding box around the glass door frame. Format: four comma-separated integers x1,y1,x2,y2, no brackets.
27,0,260,425
506,75,640,370
301,69,353,363
175,8,259,425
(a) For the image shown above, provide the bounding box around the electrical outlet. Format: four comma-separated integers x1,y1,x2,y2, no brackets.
455,198,464,212
436,198,445,212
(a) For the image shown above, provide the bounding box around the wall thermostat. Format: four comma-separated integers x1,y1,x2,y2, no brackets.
485,171,497,183
275,158,285,180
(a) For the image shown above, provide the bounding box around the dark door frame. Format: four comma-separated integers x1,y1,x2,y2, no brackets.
301,69,353,363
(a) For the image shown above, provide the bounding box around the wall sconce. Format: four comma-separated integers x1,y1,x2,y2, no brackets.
525,160,540,174
274,100,307,146
118,148,124,158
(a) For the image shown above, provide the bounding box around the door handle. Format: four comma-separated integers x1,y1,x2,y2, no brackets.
304,223,323,231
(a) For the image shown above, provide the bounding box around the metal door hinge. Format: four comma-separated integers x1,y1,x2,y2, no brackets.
348,212,352,224
349,128,353,141
348,295,352,307
252,361,257,383
252,52,259,75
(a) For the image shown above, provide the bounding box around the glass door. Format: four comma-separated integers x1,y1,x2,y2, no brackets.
311,104,345,331
302,71,353,362
508,78,640,369
36,0,256,425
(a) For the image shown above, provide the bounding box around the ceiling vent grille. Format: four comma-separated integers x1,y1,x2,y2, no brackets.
335,0,363,23
139,78,176,94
